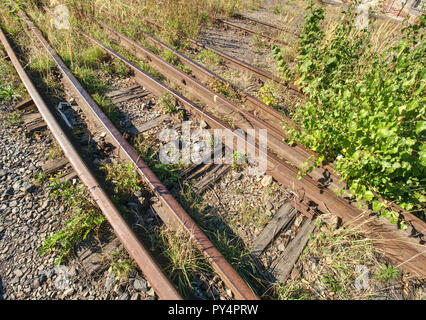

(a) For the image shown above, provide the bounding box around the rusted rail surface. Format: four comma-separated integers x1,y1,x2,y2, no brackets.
79,27,426,277
233,13,300,37
19,11,259,300
97,4,299,93
97,21,313,167
93,15,426,238
217,18,289,46
0,25,182,300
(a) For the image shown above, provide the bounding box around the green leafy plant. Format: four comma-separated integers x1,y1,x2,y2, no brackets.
2,0,26,15
258,83,279,109
376,264,399,283
108,253,135,280
160,92,178,114
0,83,21,102
1,111,22,127
40,179,105,265
102,162,142,199
92,93,119,125
273,2,426,224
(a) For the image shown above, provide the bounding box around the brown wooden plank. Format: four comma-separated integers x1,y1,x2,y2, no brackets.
41,157,69,174
112,92,149,104
59,169,78,183
14,98,35,111
180,145,223,177
271,218,316,282
25,119,47,133
105,85,142,98
251,202,297,256
22,112,43,124
194,165,231,194
135,114,170,133
152,201,178,229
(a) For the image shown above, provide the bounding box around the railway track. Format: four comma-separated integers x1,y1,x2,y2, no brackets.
98,4,299,93
85,6,426,275
0,2,425,300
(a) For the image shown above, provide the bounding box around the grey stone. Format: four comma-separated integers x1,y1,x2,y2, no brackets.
261,175,273,187
14,269,23,278
130,292,139,300
31,279,40,289
10,277,19,285
265,200,274,211
64,288,75,297
118,292,129,300
200,120,209,129
105,277,114,291
133,278,148,292
22,182,35,193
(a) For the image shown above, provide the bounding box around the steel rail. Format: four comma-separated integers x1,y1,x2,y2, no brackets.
96,4,300,93
96,7,301,133
97,21,314,169
19,12,259,300
217,18,290,46
0,25,182,300
79,29,426,277
94,17,426,239
232,13,300,37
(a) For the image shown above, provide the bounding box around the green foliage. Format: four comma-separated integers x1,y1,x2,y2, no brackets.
33,171,47,185
232,150,246,170
272,44,293,81
160,92,179,114
92,93,119,125
108,253,135,280
274,2,426,223
376,264,399,283
101,162,142,199
209,79,241,103
258,83,279,109
73,66,108,94
322,273,342,293
40,179,105,265
198,49,221,66
1,0,26,15
0,83,21,102
100,59,129,79
1,111,21,127
153,163,180,184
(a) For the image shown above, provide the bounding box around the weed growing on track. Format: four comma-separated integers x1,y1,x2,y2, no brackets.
48,143,63,159
273,2,426,224
0,111,22,127
92,93,120,125
40,179,105,265
157,226,211,297
273,213,390,300
101,162,142,200
33,171,47,186
107,252,136,280
376,264,399,283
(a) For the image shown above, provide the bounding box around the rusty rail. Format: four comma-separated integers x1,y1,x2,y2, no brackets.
217,18,289,46
19,11,259,300
78,26,426,277
0,25,182,300
93,15,426,237
96,4,299,93
233,13,300,37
